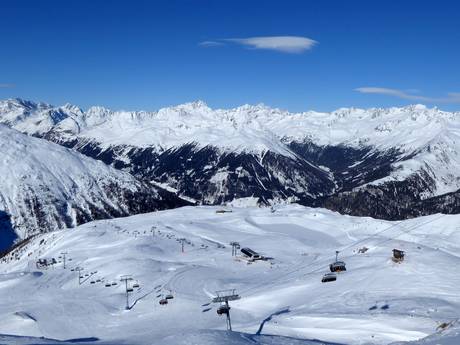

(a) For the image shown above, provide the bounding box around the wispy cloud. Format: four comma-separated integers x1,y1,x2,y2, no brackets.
198,41,224,47
355,87,460,104
0,83,15,88
199,36,317,54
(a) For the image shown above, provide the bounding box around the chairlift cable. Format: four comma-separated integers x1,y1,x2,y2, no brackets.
239,213,447,297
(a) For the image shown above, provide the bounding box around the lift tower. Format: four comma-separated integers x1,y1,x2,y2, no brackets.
75,267,84,285
230,242,240,256
120,275,134,310
212,289,240,331
60,252,68,269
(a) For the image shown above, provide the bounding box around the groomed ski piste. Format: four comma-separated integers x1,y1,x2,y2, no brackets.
1,204,459,345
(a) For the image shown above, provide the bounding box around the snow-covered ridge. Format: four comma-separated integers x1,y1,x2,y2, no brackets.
1,98,458,153
0,125,184,239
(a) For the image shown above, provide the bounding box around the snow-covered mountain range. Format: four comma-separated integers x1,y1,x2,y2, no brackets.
1,98,460,219
0,124,187,242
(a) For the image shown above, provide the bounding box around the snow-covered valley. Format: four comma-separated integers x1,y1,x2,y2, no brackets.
1,204,459,345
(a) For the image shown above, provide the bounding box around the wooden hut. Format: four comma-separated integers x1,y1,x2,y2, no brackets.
392,249,405,263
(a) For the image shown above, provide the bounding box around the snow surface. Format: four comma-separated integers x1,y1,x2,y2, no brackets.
1,204,459,345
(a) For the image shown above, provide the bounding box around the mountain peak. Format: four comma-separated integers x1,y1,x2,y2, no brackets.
61,103,83,115
176,100,210,111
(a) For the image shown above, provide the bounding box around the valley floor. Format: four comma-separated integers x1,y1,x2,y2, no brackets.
1,205,459,345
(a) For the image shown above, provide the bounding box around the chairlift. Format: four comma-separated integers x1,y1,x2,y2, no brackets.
329,261,347,272
165,294,174,300
90,281,96,284
105,283,111,287
329,251,346,272
127,287,134,293
322,272,337,283
111,282,117,286
133,281,140,288
159,298,168,305
217,305,230,315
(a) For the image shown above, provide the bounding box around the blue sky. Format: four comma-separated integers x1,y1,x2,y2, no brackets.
0,0,459,112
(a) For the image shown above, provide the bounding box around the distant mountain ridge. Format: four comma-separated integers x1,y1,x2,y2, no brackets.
2,98,460,220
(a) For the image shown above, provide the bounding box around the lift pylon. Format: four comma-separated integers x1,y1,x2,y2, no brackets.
75,267,84,285
120,275,134,310
212,289,240,331
60,252,68,269
230,242,240,256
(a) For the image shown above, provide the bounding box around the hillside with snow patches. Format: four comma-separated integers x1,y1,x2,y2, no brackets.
1,204,459,345
1,98,460,220
0,125,187,243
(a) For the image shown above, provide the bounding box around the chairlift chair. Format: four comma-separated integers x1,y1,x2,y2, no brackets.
159,298,168,305
329,251,346,272
127,288,134,293
165,294,174,299
329,261,347,272
217,305,230,315
322,273,337,283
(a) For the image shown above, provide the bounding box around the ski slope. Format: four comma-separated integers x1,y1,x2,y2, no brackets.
1,204,459,345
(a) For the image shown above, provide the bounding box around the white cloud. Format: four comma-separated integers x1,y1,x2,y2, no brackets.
198,41,224,47
199,36,317,54
355,87,460,104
